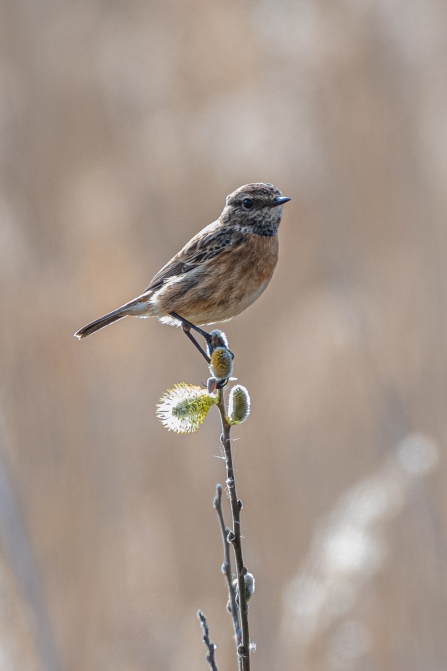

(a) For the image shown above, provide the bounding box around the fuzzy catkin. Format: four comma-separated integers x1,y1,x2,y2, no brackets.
209,347,233,380
157,383,217,433
228,385,251,425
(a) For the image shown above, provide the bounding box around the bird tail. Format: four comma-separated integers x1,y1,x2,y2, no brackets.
74,297,151,339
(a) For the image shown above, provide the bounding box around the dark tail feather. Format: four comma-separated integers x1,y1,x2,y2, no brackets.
75,294,151,339
74,310,127,339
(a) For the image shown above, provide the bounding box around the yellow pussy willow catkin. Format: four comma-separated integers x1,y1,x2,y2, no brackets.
209,347,233,380
156,383,217,433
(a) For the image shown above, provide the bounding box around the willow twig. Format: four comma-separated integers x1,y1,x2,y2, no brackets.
214,484,241,643
197,610,219,671
216,389,251,671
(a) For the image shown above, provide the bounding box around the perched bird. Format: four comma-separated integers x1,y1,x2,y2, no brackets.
74,183,290,346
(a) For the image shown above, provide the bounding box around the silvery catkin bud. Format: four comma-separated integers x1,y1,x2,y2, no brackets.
208,329,229,349
232,572,255,603
228,385,251,425
209,347,233,381
244,572,255,602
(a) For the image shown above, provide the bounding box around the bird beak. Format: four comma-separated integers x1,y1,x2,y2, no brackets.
269,196,291,207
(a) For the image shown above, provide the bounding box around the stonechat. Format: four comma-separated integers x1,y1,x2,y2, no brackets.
74,183,290,353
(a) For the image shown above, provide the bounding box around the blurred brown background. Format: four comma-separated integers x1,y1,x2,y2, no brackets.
1,0,447,669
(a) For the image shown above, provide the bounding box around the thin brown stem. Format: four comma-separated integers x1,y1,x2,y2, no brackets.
213,484,241,643
216,389,251,671
197,610,219,671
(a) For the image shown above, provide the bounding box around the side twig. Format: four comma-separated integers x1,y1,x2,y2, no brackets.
216,389,251,671
197,610,219,671
214,484,241,643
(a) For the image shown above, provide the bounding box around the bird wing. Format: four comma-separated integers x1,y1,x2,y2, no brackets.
144,223,246,292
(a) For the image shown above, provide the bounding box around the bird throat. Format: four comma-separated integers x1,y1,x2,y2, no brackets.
250,221,278,237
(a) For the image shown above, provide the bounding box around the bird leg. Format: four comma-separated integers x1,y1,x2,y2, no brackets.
182,327,211,364
170,312,212,363
170,312,212,341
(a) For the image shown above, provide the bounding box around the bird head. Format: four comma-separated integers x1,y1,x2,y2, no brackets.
220,183,291,236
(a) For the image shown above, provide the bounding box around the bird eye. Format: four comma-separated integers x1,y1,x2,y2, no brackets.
242,198,253,210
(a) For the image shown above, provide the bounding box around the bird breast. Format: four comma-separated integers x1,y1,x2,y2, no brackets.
152,232,279,325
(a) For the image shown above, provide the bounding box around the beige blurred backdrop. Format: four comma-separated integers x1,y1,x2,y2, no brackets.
1,0,447,669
